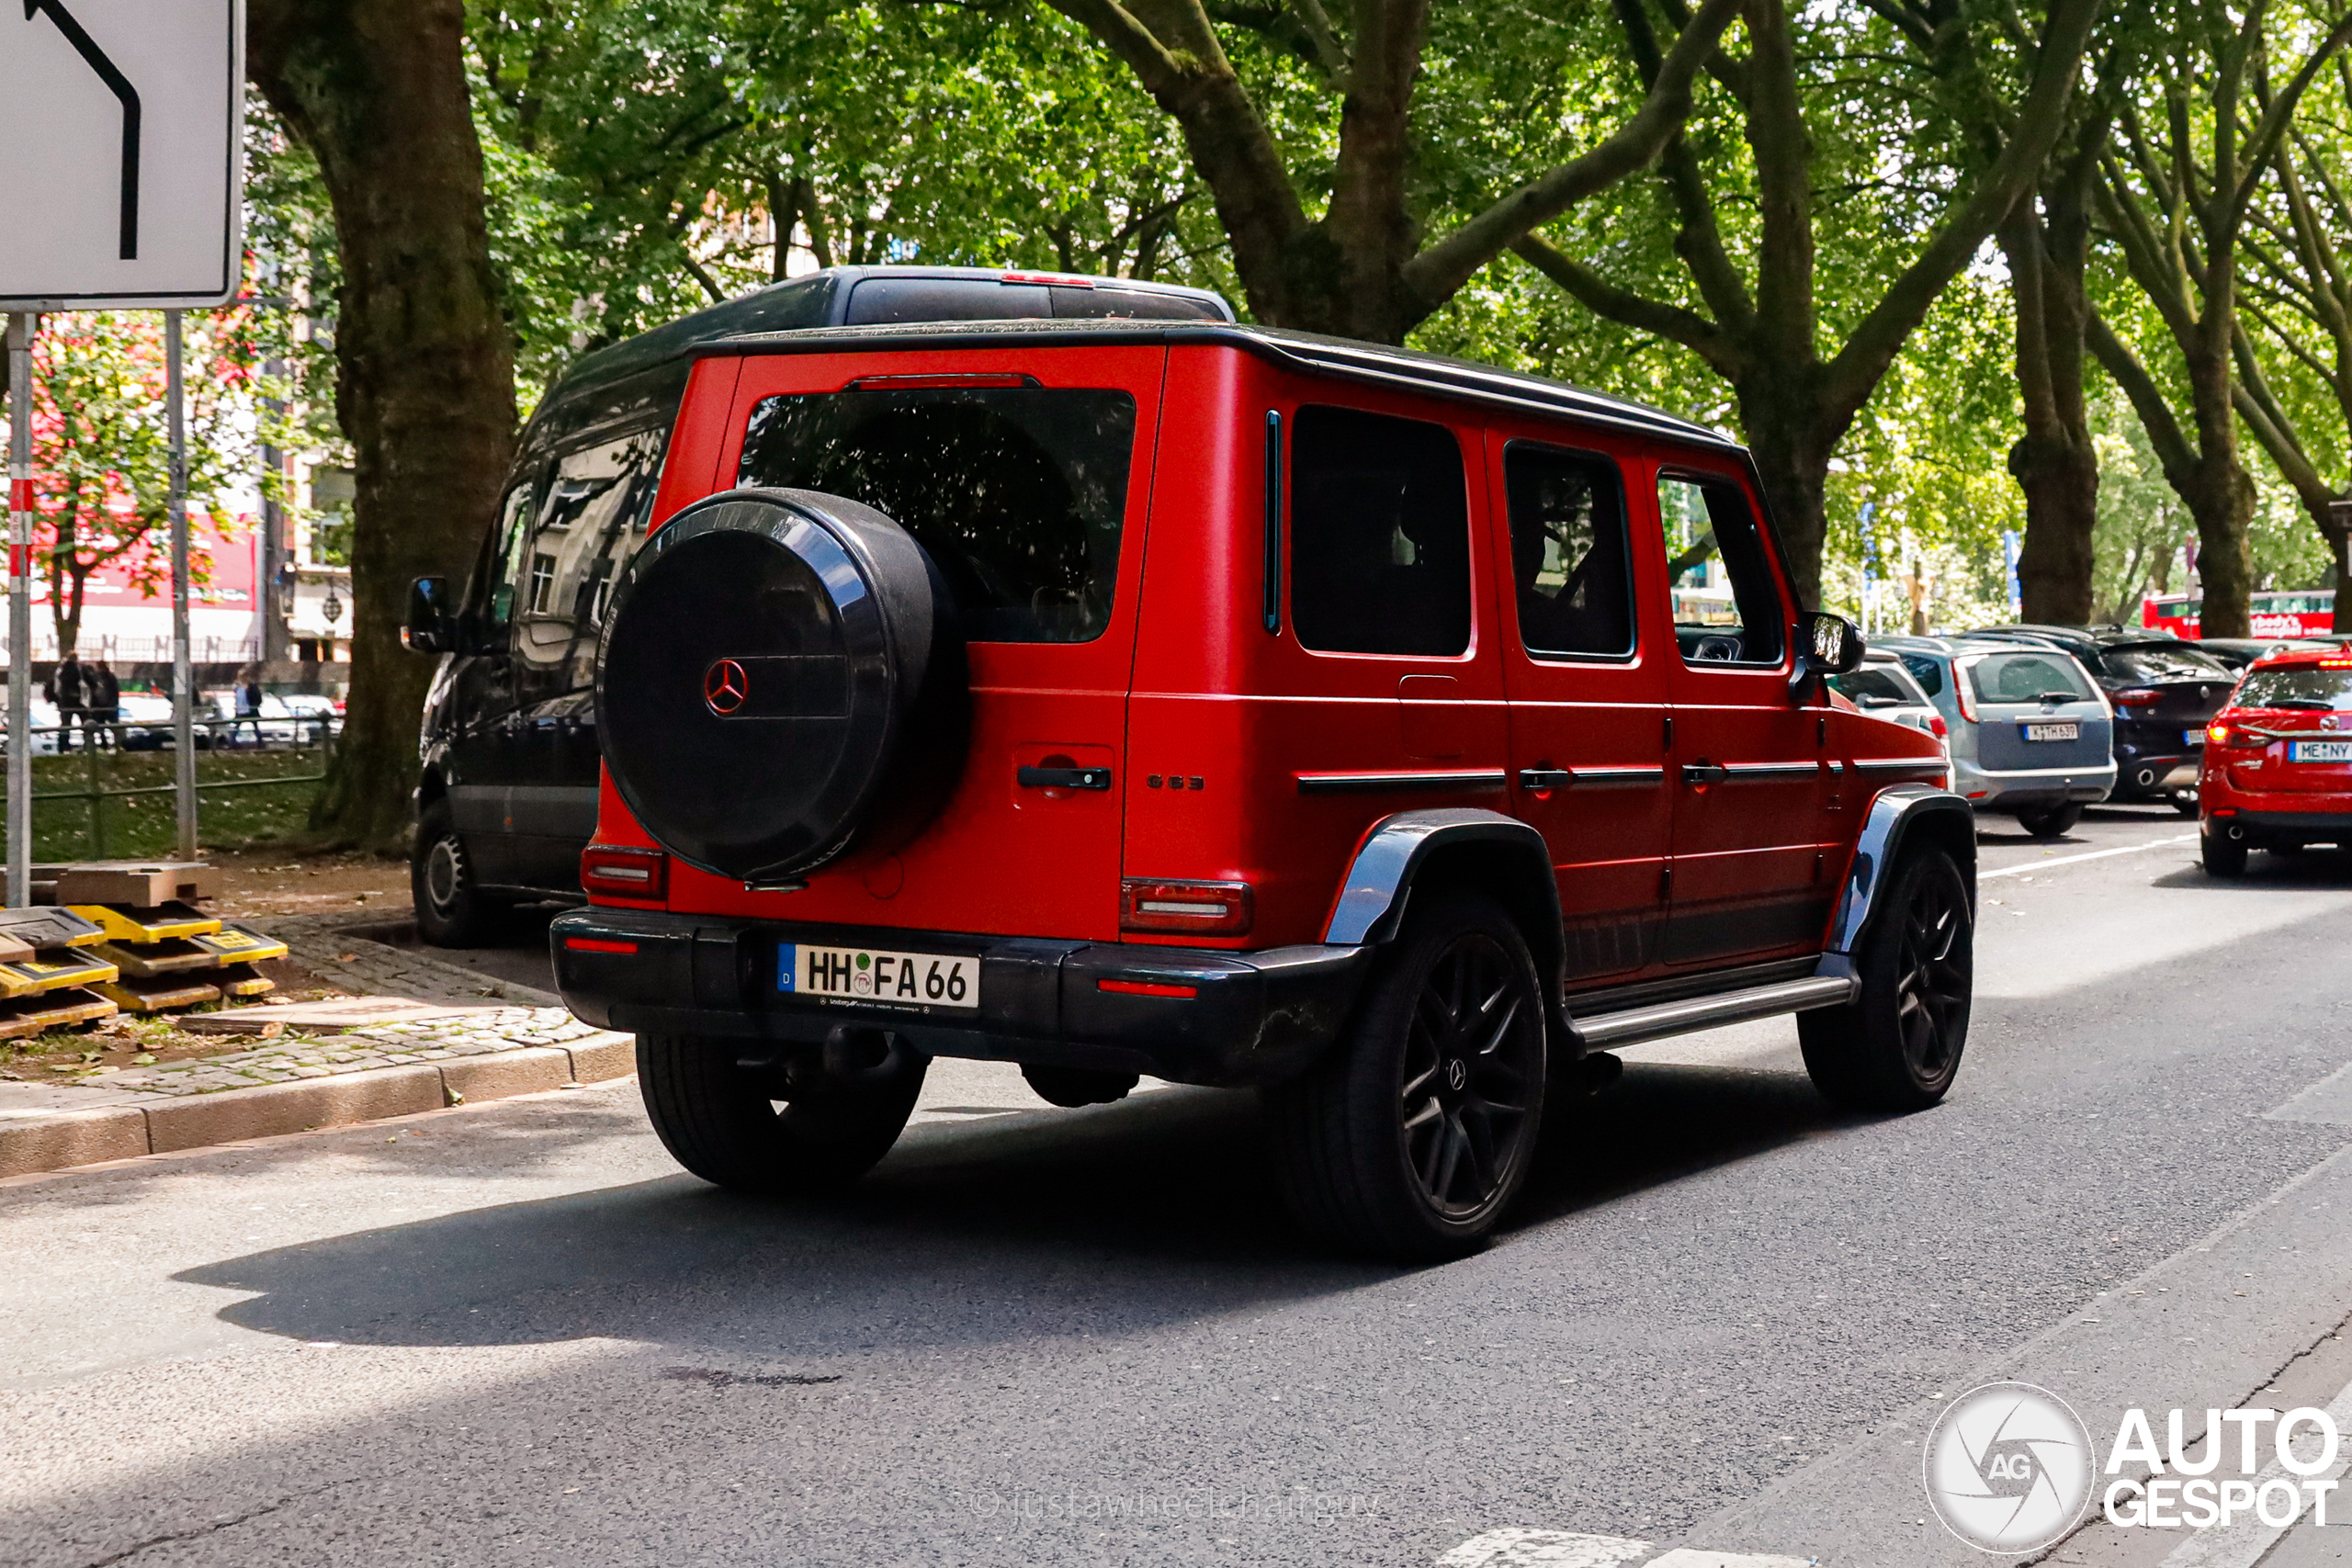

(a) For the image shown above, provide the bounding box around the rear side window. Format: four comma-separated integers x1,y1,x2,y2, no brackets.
1830,666,1917,706
1970,651,2092,702
1503,444,1634,659
737,388,1136,643
2236,665,2352,710
1897,654,1945,696
1289,405,1473,657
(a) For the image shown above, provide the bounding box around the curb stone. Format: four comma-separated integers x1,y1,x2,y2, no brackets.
0,1035,637,1179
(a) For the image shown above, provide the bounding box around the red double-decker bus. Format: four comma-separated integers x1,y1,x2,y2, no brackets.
2143,590,2337,638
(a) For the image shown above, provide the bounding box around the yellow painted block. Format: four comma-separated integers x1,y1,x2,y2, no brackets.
65,902,221,943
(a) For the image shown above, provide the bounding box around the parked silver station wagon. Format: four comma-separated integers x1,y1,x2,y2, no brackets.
1875,636,2115,836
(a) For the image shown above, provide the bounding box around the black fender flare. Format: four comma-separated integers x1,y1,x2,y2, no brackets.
1323,807,1567,1037
1818,784,1977,977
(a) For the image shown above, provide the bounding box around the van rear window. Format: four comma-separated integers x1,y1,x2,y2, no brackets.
1969,651,2092,703
736,388,1136,643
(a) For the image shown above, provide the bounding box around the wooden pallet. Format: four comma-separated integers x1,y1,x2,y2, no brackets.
0,987,119,1038
0,907,106,951
95,974,225,1013
211,962,276,998
0,949,121,995
67,902,221,943
94,937,220,976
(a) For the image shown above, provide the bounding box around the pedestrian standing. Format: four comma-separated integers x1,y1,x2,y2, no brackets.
45,654,87,752
86,660,120,750
234,665,265,748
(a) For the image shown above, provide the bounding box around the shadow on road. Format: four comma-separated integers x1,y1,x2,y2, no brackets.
174,1051,1852,1356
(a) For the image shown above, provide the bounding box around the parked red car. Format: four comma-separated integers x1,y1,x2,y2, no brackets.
419,318,1971,1259
2199,644,2352,874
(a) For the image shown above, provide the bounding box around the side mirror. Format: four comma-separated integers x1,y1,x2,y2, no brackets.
1791,610,1865,699
401,577,455,654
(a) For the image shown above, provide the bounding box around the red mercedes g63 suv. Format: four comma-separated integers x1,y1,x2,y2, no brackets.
525,317,1971,1259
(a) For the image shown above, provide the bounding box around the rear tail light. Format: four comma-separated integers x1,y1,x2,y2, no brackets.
1951,658,1980,724
2113,688,2163,706
581,844,668,900
1120,878,1253,936
1928,714,1949,739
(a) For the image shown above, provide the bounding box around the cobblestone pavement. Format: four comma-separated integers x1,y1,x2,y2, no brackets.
95,1007,623,1097
250,911,563,1008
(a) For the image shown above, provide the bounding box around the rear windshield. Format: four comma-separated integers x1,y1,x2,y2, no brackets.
1829,666,1921,707
2235,665,2352,711
2107,644,2230,681
1969,650,2093,703
736,388,1136,642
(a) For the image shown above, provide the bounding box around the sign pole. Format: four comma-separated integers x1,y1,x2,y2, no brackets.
167,309,194,859
6,312,34,907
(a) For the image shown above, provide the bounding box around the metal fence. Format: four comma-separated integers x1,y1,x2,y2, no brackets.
11,716,334,857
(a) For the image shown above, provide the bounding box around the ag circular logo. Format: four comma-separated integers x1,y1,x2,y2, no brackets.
703,658,749,716
1924,1382,2093,1552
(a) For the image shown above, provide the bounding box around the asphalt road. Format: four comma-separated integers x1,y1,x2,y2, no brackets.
8,803,2352,1568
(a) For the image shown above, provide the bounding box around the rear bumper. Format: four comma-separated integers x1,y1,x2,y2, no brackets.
1953,759,2115,808
548,908,1370,1089
2206,805,2352,839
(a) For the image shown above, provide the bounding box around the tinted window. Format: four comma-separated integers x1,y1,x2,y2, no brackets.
1289,405,1472,657
1897,653,1945,696
1504,444,1634,659
738,388,1136,642
481,470,544,626
1830,666,1917,706
1660,475,1786,666
1048,285,1226,321
1970,651,2092,702
2109,644,2231,681
510,425,667,671
844,278,1050,324
2236,666,2352,710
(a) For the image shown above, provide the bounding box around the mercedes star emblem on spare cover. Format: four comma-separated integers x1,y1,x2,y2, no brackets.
703,658,750,716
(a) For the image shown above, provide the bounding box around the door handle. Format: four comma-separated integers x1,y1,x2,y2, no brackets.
1680,762,1727,785
1017,765,1112,791
1518,767,1574,790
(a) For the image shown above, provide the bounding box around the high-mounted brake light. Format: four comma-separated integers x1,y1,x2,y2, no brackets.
581,844,668,900
999,271,1093,287
846,372,1038,391
1120,878,1254,936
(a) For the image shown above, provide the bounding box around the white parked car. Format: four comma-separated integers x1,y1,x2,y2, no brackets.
1831,650,1950,751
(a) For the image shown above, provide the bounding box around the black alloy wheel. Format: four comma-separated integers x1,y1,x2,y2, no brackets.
1268,890,1547,1260
1800,847,1973,1111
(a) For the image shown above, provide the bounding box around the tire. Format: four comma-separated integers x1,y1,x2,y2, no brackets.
637,1033,927,1193
411,801,504,947
1266,891,1548,1262
2201,828,2249,876
2014,802,2081,839
1799,847,1973,1112
597,488,967,884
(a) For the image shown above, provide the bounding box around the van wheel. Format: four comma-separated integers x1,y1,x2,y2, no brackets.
2015,802,2080,838
412,802,503,947
1267,891,1546,1262
637,1033,926,1193
1799,847,1972,1112
2201,828,2248,877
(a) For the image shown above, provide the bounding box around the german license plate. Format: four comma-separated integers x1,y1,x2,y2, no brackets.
2023,722,2079,741
779,942,980,1010
2290,739,2352,762
2186,728,2205,746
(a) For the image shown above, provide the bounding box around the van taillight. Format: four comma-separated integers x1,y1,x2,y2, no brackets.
582,844,667,900
2113,688,2163,706
1120,878,1253,936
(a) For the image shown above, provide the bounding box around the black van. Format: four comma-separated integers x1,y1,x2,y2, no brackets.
401,265,1233,945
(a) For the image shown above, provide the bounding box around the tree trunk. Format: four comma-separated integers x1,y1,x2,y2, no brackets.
248,0,516,851
1734,371,1838,609
2002,183,2099,625
2179,348,2256,639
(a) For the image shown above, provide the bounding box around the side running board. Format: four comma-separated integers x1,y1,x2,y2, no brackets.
1570,975,1857,1050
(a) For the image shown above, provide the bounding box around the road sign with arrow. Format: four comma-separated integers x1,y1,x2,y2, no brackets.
0,0,243,308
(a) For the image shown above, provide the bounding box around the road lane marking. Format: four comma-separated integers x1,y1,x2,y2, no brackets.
2265,1061,2352,1127
1436,1530,1650,1567
1644,1552,1815,1567
1980,835,2197,878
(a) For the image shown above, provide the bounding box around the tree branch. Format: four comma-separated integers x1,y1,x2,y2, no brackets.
1397,0,1742,310
2086,306,2199,480
1511,233,1746,378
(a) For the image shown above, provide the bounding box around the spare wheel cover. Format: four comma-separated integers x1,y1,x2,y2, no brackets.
596,487,956,882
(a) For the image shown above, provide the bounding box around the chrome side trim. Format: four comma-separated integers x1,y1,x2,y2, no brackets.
1720,761,1820,780
1853,756,1948,772
1570,763,1667,786
1572,976,1857,1048
1296,769,1508,795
